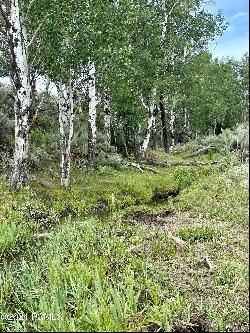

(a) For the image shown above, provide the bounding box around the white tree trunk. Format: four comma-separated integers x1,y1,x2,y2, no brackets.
6,0,31,189
184,107,188,129
169,97,176,151
103,93,111,145
140,103,155,161
58,72,75,187
151,108,158,149
169,109,175,151
213,119,217,135
88,61,97,169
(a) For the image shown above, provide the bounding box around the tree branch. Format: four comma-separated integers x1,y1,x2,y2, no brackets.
0,27,6,37
0,4,9,28
24,0,37,22
27,13,51,49
144,160,222,167
139,94,148,110
29,77,51,131
161,0,180,40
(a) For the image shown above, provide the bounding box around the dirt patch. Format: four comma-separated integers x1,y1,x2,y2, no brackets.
122,210,195,232
145,316,208,332
151,189,181,202
146,322,166,332
92,200,109,214
125,210,175,225
172,315,208,332
59,207,77,219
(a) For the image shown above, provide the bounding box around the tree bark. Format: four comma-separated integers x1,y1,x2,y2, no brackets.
169,107,175,151
88,61,97,170
5,0,31,189
151,107,158,149
58,72,75,187
139,102,155,163
136,90,157,163
159,96,170,153
103,92,111,145
184,107,188,130
169,97,176,151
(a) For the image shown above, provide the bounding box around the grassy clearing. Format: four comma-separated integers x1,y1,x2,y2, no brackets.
0,152,248,332
173,163,249,224
33,163,215,212
0,160,216,256
0,162,216,256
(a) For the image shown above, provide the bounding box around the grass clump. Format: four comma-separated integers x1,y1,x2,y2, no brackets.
177,225,222,242
0,176,58,256
0,217,185,332
173,165,249,224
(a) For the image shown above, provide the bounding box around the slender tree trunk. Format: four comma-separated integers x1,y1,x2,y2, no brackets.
169,97,176,151
5,0,31,189
88,61,97,169
111,112,118,149
58,73,75,187
122,127,129,158
139,102,155,163
30,77,50,128
151,108,158,149
12,103,30,189
169,108,175,151
160,96,170,153
184,107,189,130
213,119,217,135
103,93,111,145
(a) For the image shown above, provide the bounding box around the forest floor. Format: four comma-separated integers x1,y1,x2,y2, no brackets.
0,150,249,332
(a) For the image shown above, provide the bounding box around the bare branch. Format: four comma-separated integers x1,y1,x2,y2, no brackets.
29,40,42,68
139,95,148,110
24,0,37,22
29,77,51,131
27,13,51,49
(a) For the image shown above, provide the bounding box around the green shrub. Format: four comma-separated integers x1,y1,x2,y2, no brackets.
173,123,249,162
95,146,124,170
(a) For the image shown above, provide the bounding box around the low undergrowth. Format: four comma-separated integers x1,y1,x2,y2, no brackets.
0,212,248,332
0,151,248,332
173,163,249,224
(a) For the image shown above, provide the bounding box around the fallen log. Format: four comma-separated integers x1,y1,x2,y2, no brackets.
144,160,222,167
143,166,159,173
124,162,144,172
183,145,215,158
124,162,159,173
